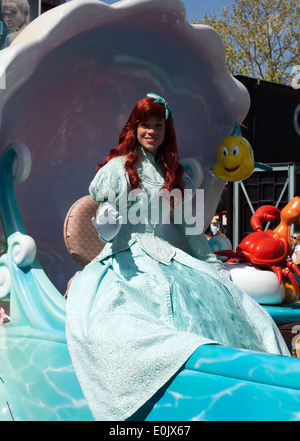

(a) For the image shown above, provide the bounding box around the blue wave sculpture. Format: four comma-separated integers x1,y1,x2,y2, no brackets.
0,143,93,420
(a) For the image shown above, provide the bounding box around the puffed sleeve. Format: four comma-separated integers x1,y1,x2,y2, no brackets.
171,173,223,269
90,158,129,206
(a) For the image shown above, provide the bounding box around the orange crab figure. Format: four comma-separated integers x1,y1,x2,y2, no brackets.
216,197,300,300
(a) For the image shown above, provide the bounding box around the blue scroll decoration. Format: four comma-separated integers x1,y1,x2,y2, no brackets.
0,143,93,421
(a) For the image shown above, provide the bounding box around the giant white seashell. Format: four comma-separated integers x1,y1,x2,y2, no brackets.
0,0,250,290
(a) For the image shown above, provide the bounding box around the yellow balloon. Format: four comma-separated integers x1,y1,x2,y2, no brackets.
213,135,254,182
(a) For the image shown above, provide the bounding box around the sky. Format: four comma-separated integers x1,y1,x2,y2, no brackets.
178,0,233,22
99,0,234,23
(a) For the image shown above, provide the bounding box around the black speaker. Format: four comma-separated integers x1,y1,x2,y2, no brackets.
236,75,300,164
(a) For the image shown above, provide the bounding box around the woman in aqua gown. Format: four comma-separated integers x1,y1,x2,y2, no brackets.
66,94,289,421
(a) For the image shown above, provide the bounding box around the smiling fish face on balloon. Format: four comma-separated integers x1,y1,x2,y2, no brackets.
213,122,271,182
213,123,255,181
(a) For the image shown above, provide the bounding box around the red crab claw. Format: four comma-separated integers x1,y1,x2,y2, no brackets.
250,206,281,232
271,265,283,286
286,258,300,279
215,250,238,259
282,268,299,295
214,250,247,262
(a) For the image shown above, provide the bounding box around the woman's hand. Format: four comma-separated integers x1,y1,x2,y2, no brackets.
92,203,123,242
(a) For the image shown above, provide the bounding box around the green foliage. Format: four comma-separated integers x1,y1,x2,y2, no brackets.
193,0,300,85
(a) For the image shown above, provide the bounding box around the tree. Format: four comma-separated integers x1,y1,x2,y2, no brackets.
193,0,300,85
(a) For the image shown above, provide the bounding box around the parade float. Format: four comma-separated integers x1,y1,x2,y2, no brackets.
0,0,300,421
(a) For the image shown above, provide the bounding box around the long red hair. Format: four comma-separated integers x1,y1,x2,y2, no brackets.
97,97,185,193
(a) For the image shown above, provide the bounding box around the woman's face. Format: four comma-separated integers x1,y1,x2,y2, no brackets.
2,2,27,30
137,116,165,158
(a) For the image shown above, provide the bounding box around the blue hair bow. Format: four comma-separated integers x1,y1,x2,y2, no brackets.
146,92,173,121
